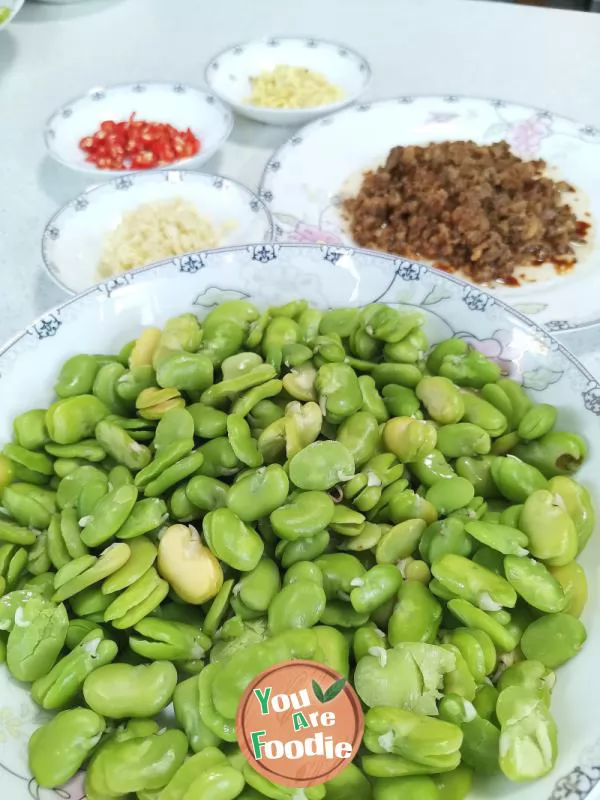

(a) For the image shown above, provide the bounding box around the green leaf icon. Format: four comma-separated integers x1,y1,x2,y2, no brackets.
323,677,346,702
312,679,326,703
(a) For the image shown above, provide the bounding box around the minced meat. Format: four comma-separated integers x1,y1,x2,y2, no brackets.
343,140,583,284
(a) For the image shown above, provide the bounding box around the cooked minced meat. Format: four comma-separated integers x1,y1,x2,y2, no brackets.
343,140,583,284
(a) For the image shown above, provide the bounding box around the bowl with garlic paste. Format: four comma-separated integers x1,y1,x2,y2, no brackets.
205,37,371,126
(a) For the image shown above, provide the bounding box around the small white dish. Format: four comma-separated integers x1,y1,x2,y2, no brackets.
43,82,234,176
205,37,371,126
0,0,24,30
41,170,274,294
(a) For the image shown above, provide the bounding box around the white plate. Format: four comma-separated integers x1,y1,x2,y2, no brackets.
260,95,600,331
1,244,600,799
0,0,24,30
41,170,274,294
44,82,234,176
204,37,370,126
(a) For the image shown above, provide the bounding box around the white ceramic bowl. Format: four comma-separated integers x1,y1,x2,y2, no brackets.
0,245,599,800
0,0,24,30
204,37,371,126
43,82,234,176
41,170,274,294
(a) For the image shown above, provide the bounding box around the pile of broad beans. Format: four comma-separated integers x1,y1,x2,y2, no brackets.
0,299,593,800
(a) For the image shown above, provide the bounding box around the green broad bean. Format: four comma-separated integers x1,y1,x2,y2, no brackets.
497,660,555,705
375,519,425,563
459,390,507,437
316,552,366,599
86,726,188,797
268,579,326,633
361,305,422,344
326,763,373,799
103,566,170,628
387,489,438,526
419,518,472,564
518,403,557,440
438,350,501,389
388,581,442,645
504,555,566,613
383,416,437,462
353,622,387,662
350,564,402,613
549,561,588,617
289,440,355,490
271,490,334,540
490,455,548,502
197,437,241,477
237,558,281,611
519,489,578,566
13,409,49,451
416,376,465,424
80,484,138,546
54,354,101,398
227,464,289,521
315,362,363,424
432,554,517,610
447,599,519,652
277,530,330,567
129,617,211,661
382,384,422,418
95,418,151,471
186,475,229,512
520,613,587,668
173,678,220,753
116,497,168,539
31,628,118,709
433,766,473,800
359,375,390,424
336,411,381,467
83,660,177,718
204,508,263,571
2,483,56,529
442,644,477,701
436,424,491,458
6,599,69,681
409,449,456,487
497,686,557,781
426,477,475,515
438,694,500,775
464,520,528,556
514,431,587,477
455,456,499,498
548,475,595,554
28,707,105,788
116,363,156,403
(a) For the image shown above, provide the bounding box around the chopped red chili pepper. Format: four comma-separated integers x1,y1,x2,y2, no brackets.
78,113,201,170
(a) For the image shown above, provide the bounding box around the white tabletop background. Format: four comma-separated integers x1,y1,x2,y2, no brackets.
1,0,599,366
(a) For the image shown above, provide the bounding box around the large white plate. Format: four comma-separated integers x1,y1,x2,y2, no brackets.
259,96,600,332
1,244,600,799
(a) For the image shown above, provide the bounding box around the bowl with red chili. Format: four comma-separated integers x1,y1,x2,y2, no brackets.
43,82,234,176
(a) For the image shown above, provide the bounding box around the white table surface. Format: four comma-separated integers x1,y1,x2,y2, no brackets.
1,0,599,368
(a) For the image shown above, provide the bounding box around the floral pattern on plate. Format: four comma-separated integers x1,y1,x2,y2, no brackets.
260,95,600,331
